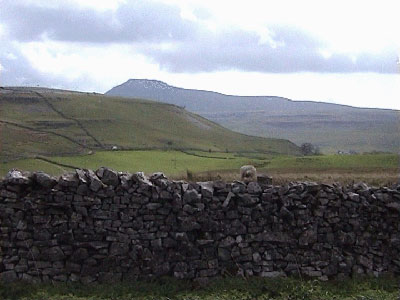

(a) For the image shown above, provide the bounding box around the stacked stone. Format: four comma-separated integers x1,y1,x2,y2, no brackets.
0,168,400,283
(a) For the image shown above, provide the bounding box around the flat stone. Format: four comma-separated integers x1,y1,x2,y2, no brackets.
0,270,17,282
90,178,103,192
261,232,290,243
88,241,109,250
146,203,162,210
33,172,57,188
132,172,152,186
72,248,89,261
218,247,231,261
232,181,246,194
222,192,235,207
98,272,122,283
219,236,235,247
257,175,272,185
120,174,132,189
357,255,373,269
42,246,65,261
85,170,104,191
80,276,96,284
299,229,317,246
5,169,31,185
239,194,259,206
198,182,214,198
260,271,286,278
386,202,400,212
197,239,214,246
75,169,88,184
183,189,201,203
302,269,322,277
110,242,129,256
101,168,119,186
53,275,68,282
174,262,188,272
247,182,262,194
253,252,262,263
347,192,360,202
163,237,177,248
183,204,197,214
213,181,227,190
59,173,79,187
150,172,167,181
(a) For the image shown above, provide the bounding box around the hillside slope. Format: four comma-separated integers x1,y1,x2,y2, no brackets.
0,87,300,161
107,79,400,153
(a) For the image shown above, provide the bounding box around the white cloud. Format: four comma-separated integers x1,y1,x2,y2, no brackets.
0,24,6,40
18,41,160,91
67,0,127,11
1,0,396,73
158,0,400,54
6,53,17,60
15,0,126,11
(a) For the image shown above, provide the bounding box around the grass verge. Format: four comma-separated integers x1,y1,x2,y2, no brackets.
0,276,398,300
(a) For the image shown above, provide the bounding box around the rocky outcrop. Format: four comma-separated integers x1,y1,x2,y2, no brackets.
1,168,400,283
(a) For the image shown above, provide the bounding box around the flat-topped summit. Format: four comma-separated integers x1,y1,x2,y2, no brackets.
106,79,400,153
124,79,174,90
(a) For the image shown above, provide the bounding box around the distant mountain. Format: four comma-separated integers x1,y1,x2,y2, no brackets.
106,79,400,153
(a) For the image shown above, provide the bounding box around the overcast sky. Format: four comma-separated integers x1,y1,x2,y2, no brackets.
0,0,399,109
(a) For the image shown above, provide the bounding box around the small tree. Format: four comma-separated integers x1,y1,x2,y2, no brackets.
314,145,321,155
300,143,320,156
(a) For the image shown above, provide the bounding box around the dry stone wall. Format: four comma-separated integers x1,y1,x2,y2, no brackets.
1,168,400,283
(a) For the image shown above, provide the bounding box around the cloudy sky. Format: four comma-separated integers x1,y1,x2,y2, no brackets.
0,0,399,109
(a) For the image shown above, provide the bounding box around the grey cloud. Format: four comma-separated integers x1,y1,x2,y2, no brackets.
0,1,197,43
0,1,396,74
144,26,398,74
0,43,51,86
192,7,213,20
0,42,98,90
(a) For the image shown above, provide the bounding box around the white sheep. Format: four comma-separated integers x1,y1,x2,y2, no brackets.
240,165,257,183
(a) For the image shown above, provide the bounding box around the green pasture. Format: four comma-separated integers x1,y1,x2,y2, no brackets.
1,150,397,180
0,150,265,177
265,153,399,171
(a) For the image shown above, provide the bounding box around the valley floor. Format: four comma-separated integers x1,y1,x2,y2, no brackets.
1,150,398,186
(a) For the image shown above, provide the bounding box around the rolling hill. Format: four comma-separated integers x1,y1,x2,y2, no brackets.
0,86,300,162
107,79,400,153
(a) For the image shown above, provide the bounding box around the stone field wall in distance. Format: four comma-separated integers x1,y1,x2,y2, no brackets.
1,168,400,283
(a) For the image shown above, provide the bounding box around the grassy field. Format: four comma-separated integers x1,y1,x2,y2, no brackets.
1,151,398,186
214,111,400,154
266,153,398,171
264,153,399,186
197,153,399,186
0,150,265,178
1,276,398,300
0,88,299,162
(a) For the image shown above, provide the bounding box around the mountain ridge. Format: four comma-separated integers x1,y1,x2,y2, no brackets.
106,79,400,153
108,79,399,112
